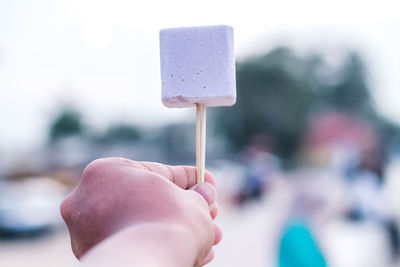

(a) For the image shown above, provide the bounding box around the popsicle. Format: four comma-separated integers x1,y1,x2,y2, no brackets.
159,25,236,183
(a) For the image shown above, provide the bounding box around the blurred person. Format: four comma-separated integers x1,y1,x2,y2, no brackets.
60,157,222,267
277,173,331,267
237,134,280,204
278,208,327,267
302,112,399,260
345,148,400,261
383,158,400,260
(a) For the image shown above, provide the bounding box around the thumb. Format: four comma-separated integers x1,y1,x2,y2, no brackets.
189,182,216,211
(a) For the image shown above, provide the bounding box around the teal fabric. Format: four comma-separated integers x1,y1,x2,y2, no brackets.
278,220,327,267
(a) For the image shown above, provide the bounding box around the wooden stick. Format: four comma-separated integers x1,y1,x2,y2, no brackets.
200,105,206,183
196,104,201,182
195,104,207,183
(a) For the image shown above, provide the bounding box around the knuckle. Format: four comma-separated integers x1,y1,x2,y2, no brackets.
82,157,126,182
82,158,111,180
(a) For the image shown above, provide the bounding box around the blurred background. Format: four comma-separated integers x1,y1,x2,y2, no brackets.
1,0,400,266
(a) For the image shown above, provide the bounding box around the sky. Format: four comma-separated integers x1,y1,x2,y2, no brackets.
0,0,399,151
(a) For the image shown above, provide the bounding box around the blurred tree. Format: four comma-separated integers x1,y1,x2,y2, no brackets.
49,108,83,143
212,48,316,162
103,123,141,143
212,47,398,165
316,52,373,115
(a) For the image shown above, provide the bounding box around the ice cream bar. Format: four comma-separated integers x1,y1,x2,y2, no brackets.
160,25,236,108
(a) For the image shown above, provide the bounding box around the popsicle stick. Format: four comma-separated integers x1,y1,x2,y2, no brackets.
195,103,207,183
196,104,201,182
200,105,206,183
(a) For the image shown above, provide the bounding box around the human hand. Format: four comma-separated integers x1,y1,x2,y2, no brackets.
60,157,222,267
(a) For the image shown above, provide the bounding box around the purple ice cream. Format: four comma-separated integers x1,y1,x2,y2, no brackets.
160,25,236,108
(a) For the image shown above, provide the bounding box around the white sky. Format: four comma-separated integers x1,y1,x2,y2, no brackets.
0,0,399,151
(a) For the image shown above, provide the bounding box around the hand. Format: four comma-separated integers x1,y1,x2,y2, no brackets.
60,157,222,267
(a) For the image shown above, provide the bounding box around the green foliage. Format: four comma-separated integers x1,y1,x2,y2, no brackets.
316,52,372,114
49,108,83,143
104,123,141,143
213,48,316,159
212,47,390,163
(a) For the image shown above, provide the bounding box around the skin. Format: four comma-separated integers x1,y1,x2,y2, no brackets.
60,157,222,267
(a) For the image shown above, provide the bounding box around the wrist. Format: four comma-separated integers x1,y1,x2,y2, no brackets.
81,223,198,267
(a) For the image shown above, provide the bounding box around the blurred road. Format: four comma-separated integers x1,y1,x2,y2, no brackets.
210,198,285,267
0,227,77,267
0,198,284,267
0,192,396,267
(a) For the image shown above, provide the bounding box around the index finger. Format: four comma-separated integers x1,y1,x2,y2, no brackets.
126,160,216,189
